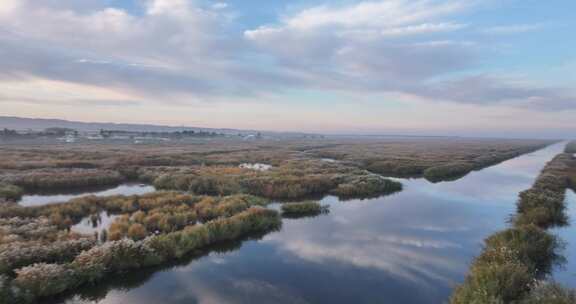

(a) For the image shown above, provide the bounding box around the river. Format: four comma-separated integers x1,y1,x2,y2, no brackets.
18,183,155,207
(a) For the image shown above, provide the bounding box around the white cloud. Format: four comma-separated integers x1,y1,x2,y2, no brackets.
481,23,544,35
283,0,469,30
244,1,480,94
244,1,575,110
380,22,467,37
0,0,573,118
146,0,190,15
0,0,20,17
0,0,269,101
211,2,228,10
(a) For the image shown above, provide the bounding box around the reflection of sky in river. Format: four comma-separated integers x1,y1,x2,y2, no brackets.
552,190,576,284
71,211,118,235
60,142,569,304
18,184,155,207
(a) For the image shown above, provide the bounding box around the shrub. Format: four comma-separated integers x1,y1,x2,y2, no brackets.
127,223,147,240
522,282,576,304
480,226,563,275
0,239,96,275
0,183,22,202
281,201,328,217
14,263,78,298
108,217,130,240
423,162,475,183
515,188,568,228
72,239,161,282
5,207,281,301
513,153,574,229
7,169,124,191
241,175,338,199
451,261,533,304
365,160,427,177
331,175,402,199
0,274,21,304
565,141,576,154
153,161,399,200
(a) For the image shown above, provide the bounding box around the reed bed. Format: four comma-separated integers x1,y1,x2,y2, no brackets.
0,185,278,302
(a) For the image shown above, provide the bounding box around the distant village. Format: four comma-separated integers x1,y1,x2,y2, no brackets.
0,127,258,144
0,127,323,144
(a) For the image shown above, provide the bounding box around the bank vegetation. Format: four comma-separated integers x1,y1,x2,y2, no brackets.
451,146,576,303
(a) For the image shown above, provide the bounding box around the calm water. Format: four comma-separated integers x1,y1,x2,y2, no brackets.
53,142,573,304
71,211,119,235
552,190,576,282
18,183,155,207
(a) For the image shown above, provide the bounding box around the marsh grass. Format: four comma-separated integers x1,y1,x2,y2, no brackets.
522,282,576,304
565,141,576,154
153,160,402,200
309,139,554,182
423,162,474,183
5,169,124,192
330,175,402,199
0,183,22,202
281,201,329,218
5,207,281,302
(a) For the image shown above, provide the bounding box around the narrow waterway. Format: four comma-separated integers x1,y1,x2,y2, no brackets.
18,183,155,207
53,142,569,304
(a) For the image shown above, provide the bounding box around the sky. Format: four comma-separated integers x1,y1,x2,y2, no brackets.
0,0,574,138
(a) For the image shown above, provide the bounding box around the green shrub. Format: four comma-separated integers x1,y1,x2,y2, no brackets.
365,160,427,177
331,175,402,199
481,226,563,275
522,282,576,304
72,239,161,283
281,201,328,217
6,207,281,301
241,176,338,199
452,226,565,303
0,274,21,304
153,161,400,200
0,239,96,275
564,141,576,154
423,162,475,183
14,263,79,298
8,169,123,191
0,183,23,202
451,261,533,304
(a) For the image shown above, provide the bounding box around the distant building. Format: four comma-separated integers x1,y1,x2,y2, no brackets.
239,163,272,171
58,134,77,143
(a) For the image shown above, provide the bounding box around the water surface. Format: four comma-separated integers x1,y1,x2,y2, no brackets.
55,143,569,304
552,190,576,283
71,211,119,235
18,183,155,207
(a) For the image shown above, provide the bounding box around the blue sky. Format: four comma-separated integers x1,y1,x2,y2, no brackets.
0,0,574,137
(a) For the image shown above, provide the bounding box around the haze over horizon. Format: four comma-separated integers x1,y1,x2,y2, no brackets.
0,0,574,138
